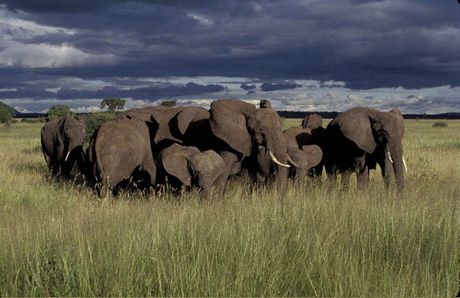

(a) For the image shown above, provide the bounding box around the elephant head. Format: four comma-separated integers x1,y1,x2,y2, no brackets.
55,115,85,164
301,113,323,130
331,107,405,192
210,100,290,191
284,127,323,179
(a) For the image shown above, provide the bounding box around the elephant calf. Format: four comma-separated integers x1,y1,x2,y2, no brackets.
88,118,156,195
158,144,225,200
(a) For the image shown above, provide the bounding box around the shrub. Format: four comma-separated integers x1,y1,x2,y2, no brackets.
432,122,447,128
47,105,74,121
84,111,116,143
101,98,126,112
0,108,13,124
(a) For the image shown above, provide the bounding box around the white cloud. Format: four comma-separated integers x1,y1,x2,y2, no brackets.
0,6,75,40
0,41,117,68
187,12,215,26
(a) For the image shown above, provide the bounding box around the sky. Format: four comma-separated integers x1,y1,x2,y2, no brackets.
0,0,459,114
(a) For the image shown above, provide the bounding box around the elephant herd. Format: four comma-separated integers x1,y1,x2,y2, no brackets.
40,99,407,199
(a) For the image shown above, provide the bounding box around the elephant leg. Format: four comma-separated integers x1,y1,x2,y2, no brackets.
325,163,336,192
218,151,239,195
341,170,352,191
356,165,369,191
295,168,308,185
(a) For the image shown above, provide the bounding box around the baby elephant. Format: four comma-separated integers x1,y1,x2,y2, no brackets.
158,144,225,200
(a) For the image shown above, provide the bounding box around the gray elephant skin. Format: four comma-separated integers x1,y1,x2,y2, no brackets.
88,118,156,195
209,99,292,194
41,115,86,178
301,113,327,176
158,143,225,200
283,127,323,180
325,107,406,192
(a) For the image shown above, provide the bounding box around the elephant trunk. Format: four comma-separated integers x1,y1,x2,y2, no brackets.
388,143,405,193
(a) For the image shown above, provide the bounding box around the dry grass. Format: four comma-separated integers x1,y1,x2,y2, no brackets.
0,120,459,296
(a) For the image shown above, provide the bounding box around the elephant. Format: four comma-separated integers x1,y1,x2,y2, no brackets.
116,105,209,153
157,143,225,200
87,118,156,195
301,113,323,130
209,99,292,194
324,107,406,193
283,127,323,181
40,115,86,178
301,113,326,176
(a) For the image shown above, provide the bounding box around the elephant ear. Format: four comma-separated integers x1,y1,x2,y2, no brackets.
175,107,210,136
210,100,256,157
337,110,377,153
301,145,323,168
150,107,184,144
287,145,309,169
161,144,192,186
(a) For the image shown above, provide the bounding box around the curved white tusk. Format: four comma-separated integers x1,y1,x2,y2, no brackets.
269,150,290,168
387,151,393,164
287,154,301,168
402,155,408,173
65,151,71,162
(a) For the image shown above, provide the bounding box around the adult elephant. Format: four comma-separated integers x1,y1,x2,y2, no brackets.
117,106,209,153
283,127,323,181
325,107,406,193
41,115,86,178
209,99,291,194
157,143,225,200
88,118,156,195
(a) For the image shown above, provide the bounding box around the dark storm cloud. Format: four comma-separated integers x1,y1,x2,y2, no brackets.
260,82,301,92
0,81,225,101
0,0,459,89
240,84,256,91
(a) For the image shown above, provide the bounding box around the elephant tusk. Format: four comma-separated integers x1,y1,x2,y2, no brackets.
402,155,408,173
287,154,300,168
269,150,290,168
65,151,71,162
387,151,393,164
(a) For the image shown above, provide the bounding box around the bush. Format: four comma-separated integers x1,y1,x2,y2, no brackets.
432,122,447,128
47,105,74,121
0,108,13,124
84,112,116,143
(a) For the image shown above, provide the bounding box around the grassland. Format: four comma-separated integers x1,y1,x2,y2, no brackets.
0,119,459,296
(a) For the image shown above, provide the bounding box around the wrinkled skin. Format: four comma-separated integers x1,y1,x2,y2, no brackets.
209,100,290,195
325,107,405,193
158,143,225,200
40,115,86,178
283,127,323,181
88,118,156,195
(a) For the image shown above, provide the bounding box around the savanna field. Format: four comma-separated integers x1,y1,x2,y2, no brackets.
0,119,459,296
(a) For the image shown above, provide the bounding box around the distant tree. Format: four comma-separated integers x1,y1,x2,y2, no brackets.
100,98,126,112
0,107,13,124
160,100,176,107
47,105,74,121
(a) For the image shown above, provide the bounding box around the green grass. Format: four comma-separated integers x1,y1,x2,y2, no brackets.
0,120,459,296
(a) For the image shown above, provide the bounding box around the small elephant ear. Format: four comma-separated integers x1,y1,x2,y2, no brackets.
210,100,256,157
287,145,309,169
175,107,210,136
337,111,377,153
301,145,323,168
161,144,192,186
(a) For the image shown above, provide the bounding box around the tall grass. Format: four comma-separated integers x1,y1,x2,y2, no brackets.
0,120,458,296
